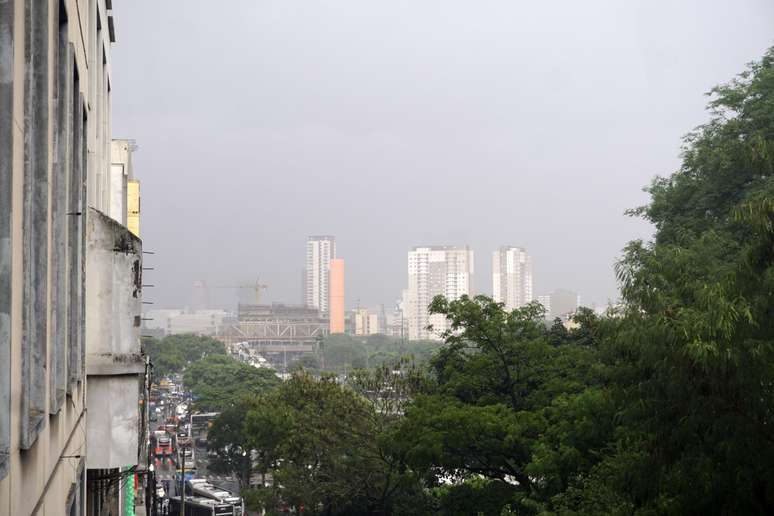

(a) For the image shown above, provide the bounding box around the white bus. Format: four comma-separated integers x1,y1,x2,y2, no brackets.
186,479,244,516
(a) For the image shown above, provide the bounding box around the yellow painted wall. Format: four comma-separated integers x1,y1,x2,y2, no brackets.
127,180,140,237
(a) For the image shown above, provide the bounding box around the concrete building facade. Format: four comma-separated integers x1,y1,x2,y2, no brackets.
166,310,230,336
492,246,533,311
0,1,123,514
141,309,232,337
305,236,336,314
328,259,345,334
354,308,380,336
84,208,144,516
406,246,474,340
108,138,139,236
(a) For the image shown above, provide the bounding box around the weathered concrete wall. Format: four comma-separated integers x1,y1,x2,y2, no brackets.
85,207,142,360
0,1,117,514
84,207,143,470
0,0,15,484
21,0,51,452
85,377,139,470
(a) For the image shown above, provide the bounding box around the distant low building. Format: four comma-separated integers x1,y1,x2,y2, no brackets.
142,309,231,336
538,289,581,319
354,308,381,336
218,303,328,372
142,309,184,333
385,293,408,339
167,310,231,336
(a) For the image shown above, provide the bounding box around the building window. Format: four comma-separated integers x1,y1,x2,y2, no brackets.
0,0,14,479
21,0,50,449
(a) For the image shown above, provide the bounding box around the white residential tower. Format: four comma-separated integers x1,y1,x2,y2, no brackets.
492,246,533,311
305,236,336,314
407,246,474,340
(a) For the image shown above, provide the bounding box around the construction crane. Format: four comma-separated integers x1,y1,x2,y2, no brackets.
217,277,269,304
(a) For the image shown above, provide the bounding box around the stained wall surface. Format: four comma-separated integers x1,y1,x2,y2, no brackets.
0,1,117,514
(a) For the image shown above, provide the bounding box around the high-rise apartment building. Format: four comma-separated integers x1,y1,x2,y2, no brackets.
406,246,474,340
329,259,345,333
492,246,533,311
305,236,336,314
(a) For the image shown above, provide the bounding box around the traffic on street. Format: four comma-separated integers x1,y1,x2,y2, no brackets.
149,376,244,516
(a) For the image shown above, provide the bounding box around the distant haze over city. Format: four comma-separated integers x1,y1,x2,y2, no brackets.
112,0,774,310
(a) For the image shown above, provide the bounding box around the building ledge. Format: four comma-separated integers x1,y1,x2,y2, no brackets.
86,352,144,375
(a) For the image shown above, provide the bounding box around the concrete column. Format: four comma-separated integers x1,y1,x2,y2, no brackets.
20,0,50,450
0,0,15,481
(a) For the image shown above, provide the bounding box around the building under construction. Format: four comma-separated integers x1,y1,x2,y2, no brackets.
216,304,328,367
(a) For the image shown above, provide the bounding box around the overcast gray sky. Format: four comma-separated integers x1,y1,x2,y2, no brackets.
112,0,773,311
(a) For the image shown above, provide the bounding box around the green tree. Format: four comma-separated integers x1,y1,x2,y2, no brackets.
319,333,443,375
207,397,257,490
244,399,288,487
289,353,321,373
556,47,774,515
142,334,226,379
183,355,280,412
244,372,427,515
392,295,606,514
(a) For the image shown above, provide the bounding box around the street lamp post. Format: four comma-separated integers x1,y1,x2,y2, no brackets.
180,440,187,516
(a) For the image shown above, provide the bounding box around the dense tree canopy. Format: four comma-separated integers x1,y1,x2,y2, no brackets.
394,297,609,513
206,397,258,490
320,333,442,374
206,48,774,515
233,370,427,515
183,354,281,412
142,334,226,379
581,47,774,515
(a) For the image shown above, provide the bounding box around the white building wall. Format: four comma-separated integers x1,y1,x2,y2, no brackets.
142,309,183,332
84,208,143,470
354,309,382,336
492,247,533,311
107,139,135,226
407,246,473,340
86,377,140,469
305,236,335,314
166,310,229,336
538,295,552,317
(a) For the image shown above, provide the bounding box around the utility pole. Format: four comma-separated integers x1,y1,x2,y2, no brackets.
180,440,186,516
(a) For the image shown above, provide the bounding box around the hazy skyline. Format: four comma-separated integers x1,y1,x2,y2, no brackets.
111,1,773,310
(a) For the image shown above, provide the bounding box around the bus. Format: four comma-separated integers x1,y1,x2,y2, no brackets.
167,496,236,516
191,412,219,437
155,435,173,458
186,479,244,515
